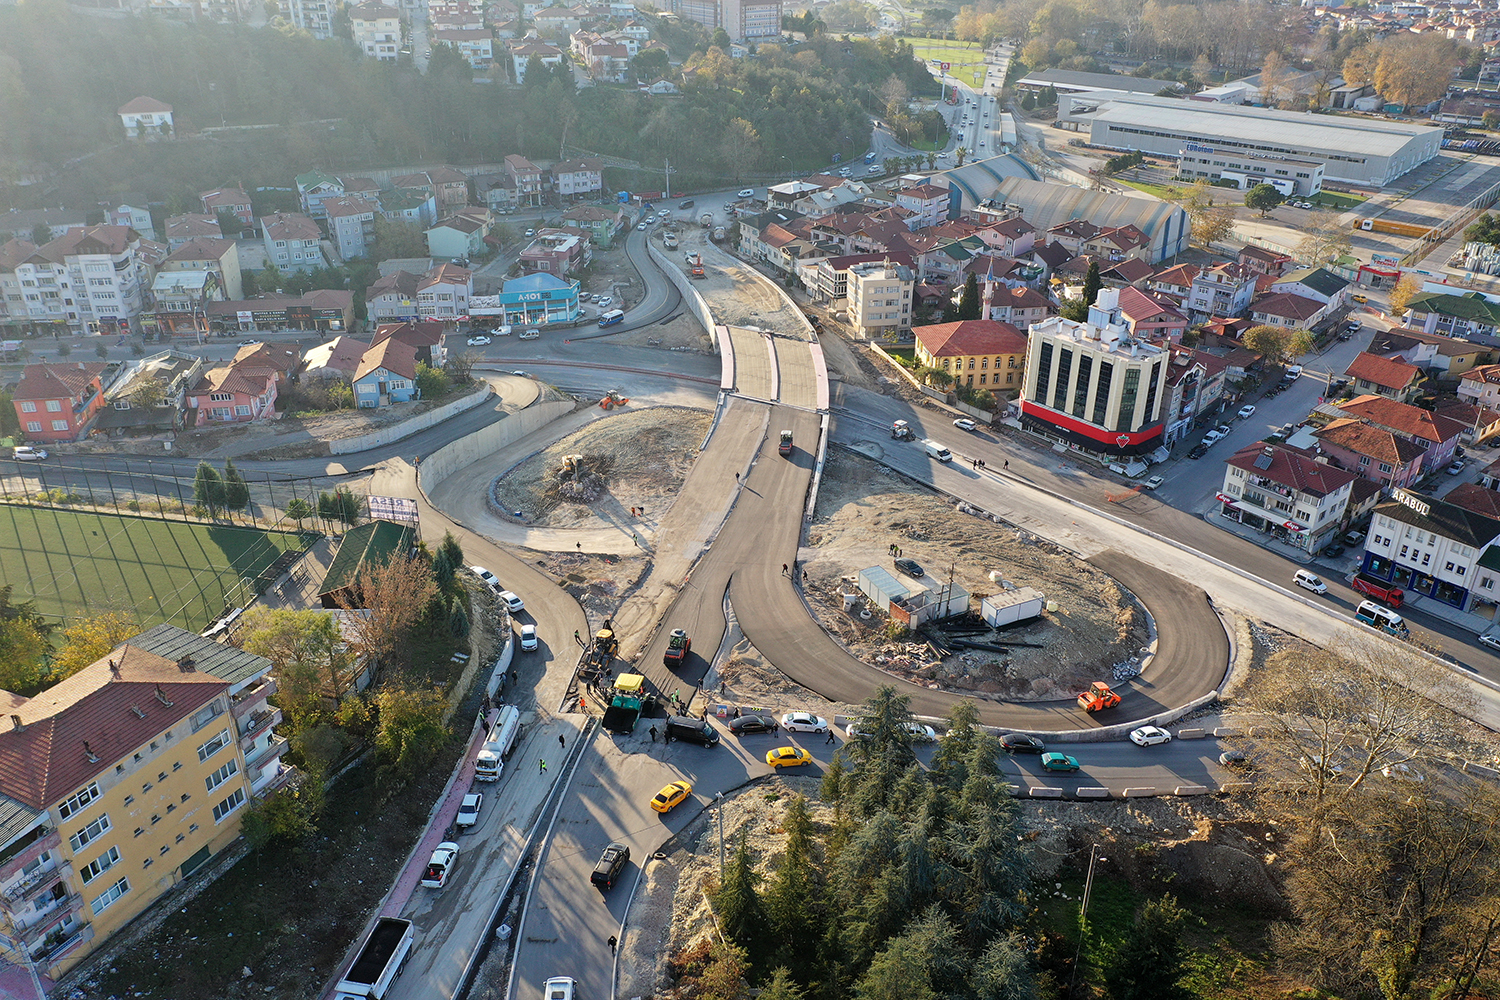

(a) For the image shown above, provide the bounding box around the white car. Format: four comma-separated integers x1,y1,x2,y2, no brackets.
467,334,492,346
598,296,613,307
499,590,525,613
868,164,883,175
1480,633,1500,651
470,566,500,592
1201,430,1224,446
11,446,46,462
1284,365,1303,380
1237,404,1256,419
838,167,852,177
1129,725,1172,747
456,793,483,829
524,228,536,237
737,188,756,198
953,418,976,431
779,711,829,733
1141,475,1164,490
544,977,577,1000
421,842,461,888
904,722,938,742
519,623,538,651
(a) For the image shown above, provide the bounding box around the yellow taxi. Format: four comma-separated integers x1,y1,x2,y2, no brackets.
765,746,813,768
650,780,693,813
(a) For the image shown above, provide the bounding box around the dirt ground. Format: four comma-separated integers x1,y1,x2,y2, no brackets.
531,547,651,626
490,406,712,526
804,448,1149,701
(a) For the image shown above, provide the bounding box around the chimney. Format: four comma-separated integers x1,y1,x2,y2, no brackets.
130,705,146,719
177,656,196,672
83,741,99,763
108,658,120,677
9,715,21,731
155,685,174,708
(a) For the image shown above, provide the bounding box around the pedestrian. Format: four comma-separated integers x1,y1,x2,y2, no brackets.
649,725,657,742
1004,460,1009,469
735,472,740,482
576,541,582,550
539,758,547,774
826,729,836,745
673,687,680,703
782,562,789,576
575,629,581,642
803,570,808,583
608,935,617,955
558,733,566,749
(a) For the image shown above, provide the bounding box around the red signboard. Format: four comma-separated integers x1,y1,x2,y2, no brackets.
940,61,950,72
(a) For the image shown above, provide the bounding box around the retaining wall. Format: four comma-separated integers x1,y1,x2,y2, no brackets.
417,400,576,487
330,383,493,455
646,239,719,352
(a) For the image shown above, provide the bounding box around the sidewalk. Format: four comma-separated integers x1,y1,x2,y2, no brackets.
1200,501,1323,566
1399,590,1498,636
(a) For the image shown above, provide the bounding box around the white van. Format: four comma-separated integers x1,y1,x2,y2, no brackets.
518,329,541,340
1294,570,1327,594
922,439,953,462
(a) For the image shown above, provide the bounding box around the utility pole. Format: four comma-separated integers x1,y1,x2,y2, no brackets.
714,791,725,877
664,157,671,199
1067,845,1107,997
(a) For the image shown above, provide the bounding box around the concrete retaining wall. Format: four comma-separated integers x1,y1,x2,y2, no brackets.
330,383,493,456
646,240,718,352
418,400,576,488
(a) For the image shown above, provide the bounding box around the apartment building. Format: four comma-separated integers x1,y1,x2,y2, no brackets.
1185,261,1256,319
261,213,326,272
1361,489,1500,614
350,1,402,60
503,155,545,206
0,627,286,980
845,259,914,341
161,237,243,301
0,226,155,336
1219,442,1356,553
288,0,334,37
198,188,253,227
324,196,379,261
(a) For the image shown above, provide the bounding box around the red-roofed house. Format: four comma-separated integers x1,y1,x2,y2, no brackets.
894,185,949,229
1344,351,1423,402
1336,394,1466,471
1219,441,1357,552
353,338,421,407
13,362,109,442
1436,401,1500,445
1237,244,1293,276
1313,417,1426,487
198,188,253,226
1458,363,1500,409
1115,286,1188,342
1084,224,1152,263
1444,482,1500,520
1147,263,1200,307
914,319,1028,393
117,96,174,140
1250,291,1330,330
988,286,1052,327
188,363,278,424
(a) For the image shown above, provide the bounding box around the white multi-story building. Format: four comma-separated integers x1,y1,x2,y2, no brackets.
323,196,379,261
846,259,914,341
0,226,156,336
288,0,334,37
350,1,402,59
261,213,326,272
551,158,604,200
1218,441,1357,553
1361,489,1500,616
434,27,494,68
1185,261,1256,319
117,96,174,140
894,184,949,229
1019,290,1171,457
415,263,472,321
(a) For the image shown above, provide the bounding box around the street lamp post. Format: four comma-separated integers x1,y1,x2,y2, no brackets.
1067,845,1107,997
714,792,725,878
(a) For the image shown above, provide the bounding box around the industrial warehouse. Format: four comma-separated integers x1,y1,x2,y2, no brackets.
1057,91,1443,187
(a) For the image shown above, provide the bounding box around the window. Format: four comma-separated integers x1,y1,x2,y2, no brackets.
51,420,68,431
1446,562,1456,572
25,422,39,433
1379,462,1393,473
19,401,34,412
69,814,112,853
206,759,239,793
45,400,61,412
1423,553,1432,566
197,728,231,762
123,795,133,806
90,877,129,915
58,782,101,820
190,701,224,734
80,846,121,884
213,788,246,824
1358,456,1370,466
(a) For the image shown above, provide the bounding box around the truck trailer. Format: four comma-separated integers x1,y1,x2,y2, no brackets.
475,705,522,781
335,917,414,1000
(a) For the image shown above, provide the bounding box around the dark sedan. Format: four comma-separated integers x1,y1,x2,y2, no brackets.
1187,444,1208,460
729,714,779,735
1000,733,1046,754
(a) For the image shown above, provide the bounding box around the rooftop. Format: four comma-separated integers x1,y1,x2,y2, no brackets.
915,319,1027,357
1225,442,1357,498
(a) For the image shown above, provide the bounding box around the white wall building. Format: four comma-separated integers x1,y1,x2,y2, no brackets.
261,213,326,272
350,1,402,60
846,260,914,341
0,226,155,335
324,196,379,261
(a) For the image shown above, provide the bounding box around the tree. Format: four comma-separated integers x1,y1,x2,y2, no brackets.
285,496,314,529
373,685,448,776
241,785,316,849
1485,110,1500,131
438,531,464,574
1294,209,1353,266
241,269,262,297
29,223,50,247
842,685,917,817
222,459,251,514
0,617,49,695
259,262,285,294
710,26,732,50
1241,325,1311,366
193,461,225,515
414,361,449,399
446,349,478,385
716,832,771,964
697,941,751,1000
764,795,819,975
372,215,429,261
318,486,364,527
334,552,438,679
1372,34,1466,110
238,608,356,714
213,208,243,239
126,375,167,411
1081,260,1102,307
721,117,762,182
958,273,982,320
1244,183,1284,217
759,967,806,1000
1259,50,1289,106
1191,204,1237,247
1463,212,1500,248
632,46,671,82
50,612,138,682
1388,272,1423,315
1105,896,1193,1000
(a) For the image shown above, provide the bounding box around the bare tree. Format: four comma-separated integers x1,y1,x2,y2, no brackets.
333,553,438,683
1294,209,1353,266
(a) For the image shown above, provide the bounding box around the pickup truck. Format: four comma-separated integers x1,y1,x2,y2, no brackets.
335,917,414,1000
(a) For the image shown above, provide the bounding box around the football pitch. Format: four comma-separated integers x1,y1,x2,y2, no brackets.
0,505,311,630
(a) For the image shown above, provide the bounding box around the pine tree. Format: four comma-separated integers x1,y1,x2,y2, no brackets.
1104,895,1192,1000
1082,261,1102,308
439,531,465,574
222,459,251,513
716,833,771,970
758,967,806,1000
433,547,456,589
958,273,982,320
765,796,820,976
193,461,225,515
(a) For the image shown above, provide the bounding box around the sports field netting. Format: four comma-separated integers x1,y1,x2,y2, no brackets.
0,504,312,630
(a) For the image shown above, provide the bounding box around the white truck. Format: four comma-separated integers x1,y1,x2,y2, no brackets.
922,439,953,462
335,917,413,1000
474,705,522,781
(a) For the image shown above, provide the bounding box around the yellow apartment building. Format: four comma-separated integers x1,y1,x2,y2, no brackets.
0,625,287,980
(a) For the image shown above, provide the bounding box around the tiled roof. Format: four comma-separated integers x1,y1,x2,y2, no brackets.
1224,442,1357,498
1344,351,1421,389
1442,483,1500,520
1436,401,1500,430
1371,327,1485,358
1313,417,1425,465
304,336,371,376
1239,244,1289,264
419,263,472,288
262,212,321,241
349,1,400,17
199,187,250,208
324,195,378,219
1461,363,1500,385
118,95,172,114
373,321,444,347
1375,494,1500,548
34,225,135,263
368,270,421,298
1338,394,1466,444
14,362,106,403
1150,263,1200,287
1004,286,1051,310
1032,241,1072,268
915,319,1027,358
354,337,419,382
1407,291,1500,326
0,238,37,271
0,638,237,810
196,365,275,397
1104,257,1153,283
232,342,300,374
1252,291,1324,322
165,215,222,241
165,237,236,263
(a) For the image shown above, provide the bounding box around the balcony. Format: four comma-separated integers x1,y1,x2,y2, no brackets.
230,676,277,720
245,733,289,773
3,859,69,905
11,892,83,938
0,829,58,886
239,705,282,742
32,922,92,968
